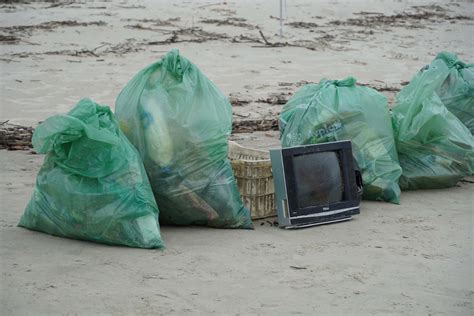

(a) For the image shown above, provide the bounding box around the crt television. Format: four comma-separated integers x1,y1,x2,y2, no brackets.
270,140,362,228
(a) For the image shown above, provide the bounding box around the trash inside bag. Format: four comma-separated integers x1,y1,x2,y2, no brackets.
433,52,474,134
392,57,474,190
280,77,402,204
115,49,252,229
18,98,164,249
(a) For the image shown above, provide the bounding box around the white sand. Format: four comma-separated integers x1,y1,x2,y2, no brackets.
1,151,473,314
1,0,473,314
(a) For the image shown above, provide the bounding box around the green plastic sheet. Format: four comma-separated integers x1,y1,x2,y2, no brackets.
280,77,402,204
434,52,474,134
115,49,252,229
19,98,164,249
392,57,474,190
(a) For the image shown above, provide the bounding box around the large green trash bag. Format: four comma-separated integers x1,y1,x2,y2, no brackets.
392,57,474,190
115,49,252,229
280,77,402,204
18,98,164,249
434,52,474,134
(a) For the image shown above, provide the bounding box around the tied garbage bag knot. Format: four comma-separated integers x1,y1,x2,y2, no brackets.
322,76,357,88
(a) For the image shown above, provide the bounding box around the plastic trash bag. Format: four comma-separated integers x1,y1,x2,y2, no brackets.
434,52,474,134
115,49,252,229
280,77,402,204
18,98,164,249
392,57,474,190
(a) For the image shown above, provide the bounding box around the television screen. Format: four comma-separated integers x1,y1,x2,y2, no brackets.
270,140,361,228
292,152,345,208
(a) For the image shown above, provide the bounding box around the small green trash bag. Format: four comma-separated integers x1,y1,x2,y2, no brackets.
392,57,474,190
18,98,164,249
433,52,474,134
280,77,402,204
115,49,252,229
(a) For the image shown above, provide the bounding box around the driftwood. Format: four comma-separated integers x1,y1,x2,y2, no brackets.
257,92,292,105
287,21,319,29
201,17,256,30
0,118,281,150
252,30,321,51
231,34,262,44
329,7,472,29
0,34,20,43
232,118,279,134
358,82,402,92
121,17,180,26
0,20,107,36
147,27,229,45
228,93,252,106
0,121,34,151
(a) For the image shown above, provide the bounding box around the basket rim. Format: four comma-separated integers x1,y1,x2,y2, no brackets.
230,160,272,166
241,192,275,197
228,140,271,163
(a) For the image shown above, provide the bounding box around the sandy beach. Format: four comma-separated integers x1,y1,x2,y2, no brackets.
1,0,473,314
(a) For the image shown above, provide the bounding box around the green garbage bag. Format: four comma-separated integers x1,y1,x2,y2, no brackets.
18,98,164,249
392,57,474,190
115,49,252,229
280,77,402,204
434,52,474,134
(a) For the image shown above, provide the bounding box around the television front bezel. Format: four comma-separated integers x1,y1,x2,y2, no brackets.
280,140,360,219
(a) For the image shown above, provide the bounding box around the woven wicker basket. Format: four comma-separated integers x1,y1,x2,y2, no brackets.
228,141,276,219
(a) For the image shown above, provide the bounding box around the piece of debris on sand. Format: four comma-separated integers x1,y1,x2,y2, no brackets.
232,118,279,133
257,92,293,105
0,34,20,44
287,21,319,29
0,121,34,151
121,17,180,26
328,5,472,29
229,93,253,106
0,20,107,37
201,17,257,30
